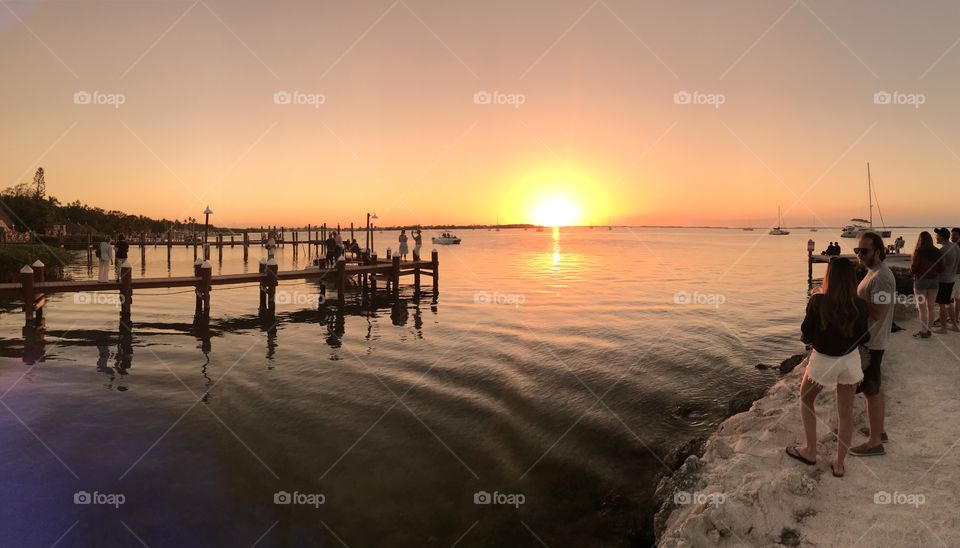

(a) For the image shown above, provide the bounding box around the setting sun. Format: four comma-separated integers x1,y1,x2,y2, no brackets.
532,195,581,227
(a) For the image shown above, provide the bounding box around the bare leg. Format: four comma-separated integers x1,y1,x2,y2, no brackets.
865,392,885,448
798,372,823,461
835,384,856,473
916,288,928,332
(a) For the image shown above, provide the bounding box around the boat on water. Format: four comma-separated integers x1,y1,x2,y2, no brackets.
769,206,790,235
743,227,755,231
842,163,893,238
432,232,461,245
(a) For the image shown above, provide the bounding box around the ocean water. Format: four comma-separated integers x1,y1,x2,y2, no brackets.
0,227,888,546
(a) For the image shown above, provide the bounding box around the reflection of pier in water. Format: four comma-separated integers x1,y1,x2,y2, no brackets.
4,288,437,377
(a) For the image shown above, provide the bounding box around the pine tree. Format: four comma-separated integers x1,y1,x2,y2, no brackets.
33,167,45,199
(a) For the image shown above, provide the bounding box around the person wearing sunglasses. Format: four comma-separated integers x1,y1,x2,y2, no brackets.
850,231,895,457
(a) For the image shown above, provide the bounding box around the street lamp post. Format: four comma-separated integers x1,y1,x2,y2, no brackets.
203,206,213,259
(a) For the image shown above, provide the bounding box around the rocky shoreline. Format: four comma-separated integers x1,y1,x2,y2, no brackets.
652,309,960,547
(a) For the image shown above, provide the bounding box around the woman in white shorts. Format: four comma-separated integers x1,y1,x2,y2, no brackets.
786,258,870,477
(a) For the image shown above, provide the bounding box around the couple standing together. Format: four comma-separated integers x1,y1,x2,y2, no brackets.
787,231,893,477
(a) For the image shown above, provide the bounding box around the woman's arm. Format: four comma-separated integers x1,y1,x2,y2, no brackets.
800,295,818,344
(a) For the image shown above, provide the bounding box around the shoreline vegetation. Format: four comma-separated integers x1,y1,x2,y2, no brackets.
0,245,76,282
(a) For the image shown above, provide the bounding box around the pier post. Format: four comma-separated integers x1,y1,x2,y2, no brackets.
293,230,298,259
336,258,346,307
31,260,45,323
194,259,204,315
20,266,34,324
807,239,815,285
258,258,267,311
370,253,378,295
414,258,420,293
120,260,132,315
391,255,400,297
200,260,212,316
266,258,278,313
243,231,249,260
431,249,439,293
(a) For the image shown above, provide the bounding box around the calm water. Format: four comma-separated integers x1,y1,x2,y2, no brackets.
0,227,869,546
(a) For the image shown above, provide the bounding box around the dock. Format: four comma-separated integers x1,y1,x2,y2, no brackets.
0,250,439,327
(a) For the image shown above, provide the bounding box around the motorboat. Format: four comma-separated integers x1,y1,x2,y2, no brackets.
840,219,868,238
432,232,461,245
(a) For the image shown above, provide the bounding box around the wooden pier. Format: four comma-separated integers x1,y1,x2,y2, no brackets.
0,250,438,327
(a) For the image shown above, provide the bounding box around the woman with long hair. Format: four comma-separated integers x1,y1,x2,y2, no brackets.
786,258,870,477
911,231,942,339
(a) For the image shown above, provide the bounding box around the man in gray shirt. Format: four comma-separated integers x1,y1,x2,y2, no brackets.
851,232,895,456
934,228,960,334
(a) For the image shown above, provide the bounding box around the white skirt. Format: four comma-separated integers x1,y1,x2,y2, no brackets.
805,348,863,387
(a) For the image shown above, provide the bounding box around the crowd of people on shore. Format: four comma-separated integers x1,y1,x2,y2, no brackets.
787,228,960,477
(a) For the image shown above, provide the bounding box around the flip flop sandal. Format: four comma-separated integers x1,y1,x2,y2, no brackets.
785,445,816,466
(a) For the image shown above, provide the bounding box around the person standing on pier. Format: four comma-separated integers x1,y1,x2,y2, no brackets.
788,257,869,477
413,229,422,261
97,236,113,283
114,234,129,276
851,231,895,457
324,232,338,268
398,229,409,261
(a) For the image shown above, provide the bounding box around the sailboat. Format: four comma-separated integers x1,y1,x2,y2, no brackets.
769,206,790,235
841,163,892,238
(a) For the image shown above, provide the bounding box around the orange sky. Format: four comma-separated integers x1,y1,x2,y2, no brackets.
2,1,960,228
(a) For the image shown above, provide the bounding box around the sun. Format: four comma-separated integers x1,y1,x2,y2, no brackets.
532,195,581,227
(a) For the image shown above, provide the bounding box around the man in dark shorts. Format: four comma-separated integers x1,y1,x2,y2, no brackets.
934,228,960,334
852,232,895,456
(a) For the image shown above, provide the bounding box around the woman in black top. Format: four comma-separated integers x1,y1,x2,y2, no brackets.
787,258,870,477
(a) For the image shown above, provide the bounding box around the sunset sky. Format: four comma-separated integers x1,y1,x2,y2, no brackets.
2,1,960,228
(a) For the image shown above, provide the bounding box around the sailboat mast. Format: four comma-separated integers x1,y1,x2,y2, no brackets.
867,162,873,228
